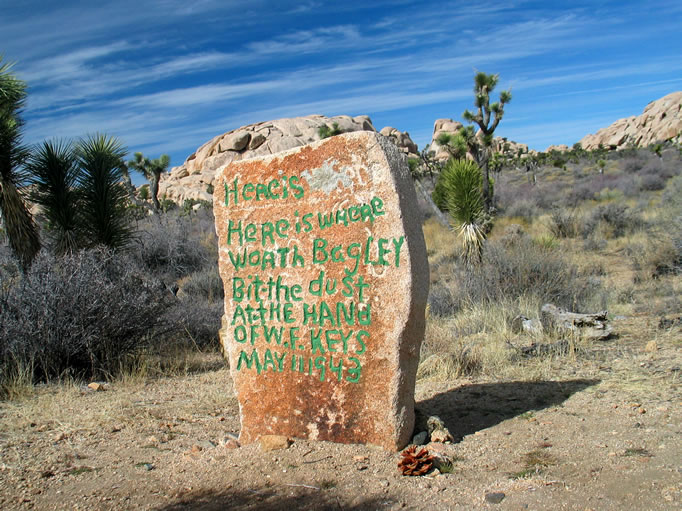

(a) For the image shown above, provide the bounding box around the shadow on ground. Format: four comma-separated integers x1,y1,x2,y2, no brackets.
417,379,599,442
158,487,393,511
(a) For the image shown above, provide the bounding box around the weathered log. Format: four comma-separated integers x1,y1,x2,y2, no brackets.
540,303,613,340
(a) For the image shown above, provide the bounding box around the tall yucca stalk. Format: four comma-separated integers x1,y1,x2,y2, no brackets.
26,140,81,254
0,58,40,270
442,158,485,264
76,134,133,249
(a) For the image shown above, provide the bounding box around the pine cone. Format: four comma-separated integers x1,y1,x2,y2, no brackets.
398,446,434,476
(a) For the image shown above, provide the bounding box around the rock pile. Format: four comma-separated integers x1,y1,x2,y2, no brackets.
579,91,682,150
158,115,418,204
379,126,419,159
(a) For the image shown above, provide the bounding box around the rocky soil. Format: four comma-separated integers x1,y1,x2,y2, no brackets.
0,316,680,510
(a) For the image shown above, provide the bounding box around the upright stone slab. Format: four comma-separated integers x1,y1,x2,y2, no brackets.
213,131,428,450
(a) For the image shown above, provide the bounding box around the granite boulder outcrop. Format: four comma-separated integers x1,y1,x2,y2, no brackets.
159,115,375,203
579,91,682,150
158,115,420,203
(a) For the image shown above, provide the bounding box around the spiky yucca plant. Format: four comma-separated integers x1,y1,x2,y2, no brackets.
442,158,486,263
76,134,133,249
26,140,81,254
0,57,40,270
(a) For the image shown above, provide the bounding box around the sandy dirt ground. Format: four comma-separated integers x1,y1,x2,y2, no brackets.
0,315,680,510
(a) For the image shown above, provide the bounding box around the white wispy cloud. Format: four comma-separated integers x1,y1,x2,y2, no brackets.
6,0,681,166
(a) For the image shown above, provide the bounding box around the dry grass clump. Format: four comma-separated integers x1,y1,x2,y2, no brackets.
422,217,458,266
420,213,603,380
419,300,531,381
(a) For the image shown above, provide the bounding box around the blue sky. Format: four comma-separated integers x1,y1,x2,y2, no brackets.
3,0,681,178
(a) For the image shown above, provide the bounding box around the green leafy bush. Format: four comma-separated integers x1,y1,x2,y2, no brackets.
318,122,342,139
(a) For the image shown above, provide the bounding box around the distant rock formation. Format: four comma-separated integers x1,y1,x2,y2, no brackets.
159,115,375,203
428,118,530,161
579,91,682,150
546,144,570,153
158,115,419,204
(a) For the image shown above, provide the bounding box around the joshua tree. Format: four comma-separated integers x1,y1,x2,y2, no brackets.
463,72,511,211
0,58,40,270
128,152,170,210
436,132,468,160
76,134,133,249
26,140,81,254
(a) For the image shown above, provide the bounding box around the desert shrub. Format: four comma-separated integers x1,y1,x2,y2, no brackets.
163,297,223,347
427,283,459,317
639,172,666,191
552,157,567,169
133,208,216,282
318,122,342,139
594,187,625,202
180,266,224,301
583,236,607,252
582,203,646,238
182,198,212,214
533,182,565,210
534,234,559,250
160,197,177,212
499,224,529,247
642,160,678,181
617,174,645,197
622,155,646,173
549,209,580,238
132,207,222,348
504,199,538,222
662,176,682,260
566,180,596,205
629,175,682,277
0,248,171,387
427,238,599,316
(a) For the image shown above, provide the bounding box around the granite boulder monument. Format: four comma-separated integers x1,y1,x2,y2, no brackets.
213,131,428,450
